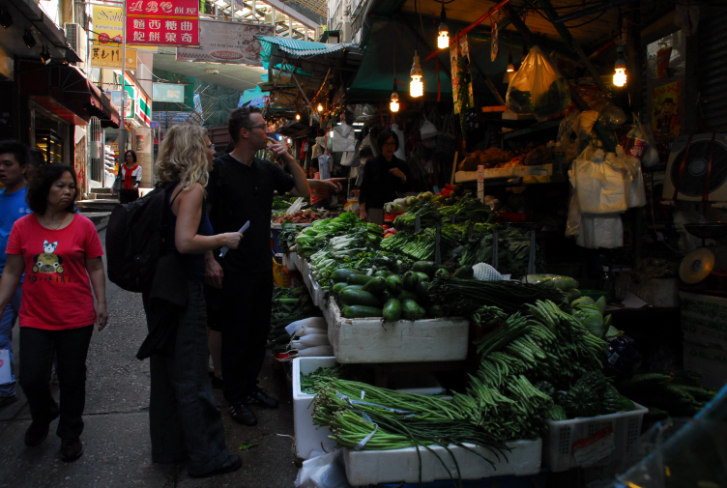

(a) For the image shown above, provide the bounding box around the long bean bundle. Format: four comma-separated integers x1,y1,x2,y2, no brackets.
428,278,567,315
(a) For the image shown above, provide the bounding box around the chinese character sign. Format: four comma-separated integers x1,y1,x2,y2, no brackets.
89,43,138,69
126,0,199,46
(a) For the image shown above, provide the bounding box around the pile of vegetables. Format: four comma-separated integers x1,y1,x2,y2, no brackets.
273,210,337,224
384,191,447,214
459,225,535,276
615,371,716,419
393,201,442,233
267,286,321,354
380,225,464,262
439,194,496,224
272,194,294,210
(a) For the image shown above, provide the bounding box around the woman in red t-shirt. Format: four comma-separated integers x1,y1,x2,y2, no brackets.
0,163,107,463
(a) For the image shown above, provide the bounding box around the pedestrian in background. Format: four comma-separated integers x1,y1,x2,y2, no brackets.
358,129,409,224
143,124,242,478
0,163,107,462
119,150,142,204
205,106,309,426
26,150,46,183
0,141,33,409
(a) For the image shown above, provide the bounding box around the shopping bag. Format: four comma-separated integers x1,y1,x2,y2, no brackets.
617,146,647,208
0,349,11,386
112,175,122,192
506,46,571,119
332,123,355,152
573,146,628,214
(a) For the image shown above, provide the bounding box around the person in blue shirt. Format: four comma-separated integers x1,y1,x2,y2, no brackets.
0,140,32,409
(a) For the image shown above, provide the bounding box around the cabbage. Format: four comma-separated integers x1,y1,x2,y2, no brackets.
595,296,607,314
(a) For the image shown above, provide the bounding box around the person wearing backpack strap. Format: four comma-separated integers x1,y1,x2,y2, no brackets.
205,106,309,426
142,124,243,478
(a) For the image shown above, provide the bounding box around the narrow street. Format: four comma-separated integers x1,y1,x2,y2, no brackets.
0,226,299,488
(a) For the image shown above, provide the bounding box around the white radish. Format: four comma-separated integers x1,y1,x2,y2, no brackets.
299,334,330,347
297,346,334,357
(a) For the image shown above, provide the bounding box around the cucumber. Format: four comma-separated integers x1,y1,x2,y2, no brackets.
347,274,378,286
398,290,418,302
340,289,381,307
402,299,425,320
416,281,431,300
428,304,445,318
385,275,403,294
453,265,474,279
375,269,393,278
434,268,450,280
338,285,364,298
403,271,420,291
412,261,437,277
383,298,402,322
332,282,348,297
330,268,363,283
414,272,430,282
362,276,387,295
343,305,383,319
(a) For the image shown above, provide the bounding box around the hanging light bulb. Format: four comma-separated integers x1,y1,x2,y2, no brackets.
390,79,400,113
437,3,449,49
410,51,423,98
317,102,324,112
613,45,627,87
295,113,301,121
506,51,515,73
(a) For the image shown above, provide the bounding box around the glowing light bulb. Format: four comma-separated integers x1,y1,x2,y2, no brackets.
390,92,400,113
317,103,323,112
437,30,449,49
410,52,424,98
295,114,301,121
613,67,627,87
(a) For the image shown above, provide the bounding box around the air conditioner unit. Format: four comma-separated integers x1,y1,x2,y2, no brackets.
64,23,87,73
662,133,727,202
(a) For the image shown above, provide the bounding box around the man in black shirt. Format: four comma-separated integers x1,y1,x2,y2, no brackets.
206,106,309,426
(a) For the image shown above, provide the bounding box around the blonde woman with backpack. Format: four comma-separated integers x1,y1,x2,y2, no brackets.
141,124,242,478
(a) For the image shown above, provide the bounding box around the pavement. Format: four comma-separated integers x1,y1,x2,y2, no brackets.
0,227,300,488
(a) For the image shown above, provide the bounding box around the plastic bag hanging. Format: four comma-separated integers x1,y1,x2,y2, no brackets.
506,46,571,119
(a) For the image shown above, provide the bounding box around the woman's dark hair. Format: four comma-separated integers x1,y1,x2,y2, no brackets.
27,163,78,214
377,129,399,152
124,150,137,163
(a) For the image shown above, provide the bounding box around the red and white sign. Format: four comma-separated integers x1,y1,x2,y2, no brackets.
571,425,615,467
126,0,199,46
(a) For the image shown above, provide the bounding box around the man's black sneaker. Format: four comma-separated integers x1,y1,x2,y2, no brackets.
245,388,279,409
24,402,59,447
189,454,242,478
60,438,83,462
229,402,257,426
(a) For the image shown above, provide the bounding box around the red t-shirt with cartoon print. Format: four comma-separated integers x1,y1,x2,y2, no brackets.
5,214,104,330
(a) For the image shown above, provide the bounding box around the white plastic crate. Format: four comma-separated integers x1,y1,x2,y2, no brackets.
292,357,338,460
325,297,469,364
343,438,542,485
543,402,647,472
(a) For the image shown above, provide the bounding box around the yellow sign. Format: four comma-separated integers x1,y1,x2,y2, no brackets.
90,43,137,69
91,5,156,51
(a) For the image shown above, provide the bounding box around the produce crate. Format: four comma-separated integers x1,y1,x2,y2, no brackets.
297,258,324,307
324,297,469,364
343,439,542,485
292,357,338,460
543,403,647,472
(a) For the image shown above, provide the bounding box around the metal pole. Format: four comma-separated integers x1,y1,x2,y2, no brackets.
118,0,127,176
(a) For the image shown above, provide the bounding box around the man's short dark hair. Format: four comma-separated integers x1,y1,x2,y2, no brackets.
228,106,262,143
0,140,29,167
28,150,45,168
27,163,78,215
377,129,399,152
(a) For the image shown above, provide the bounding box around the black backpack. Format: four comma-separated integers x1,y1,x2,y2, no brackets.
106,182,175,293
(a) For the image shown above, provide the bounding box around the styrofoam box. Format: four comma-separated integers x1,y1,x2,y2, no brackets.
325,297,469,364
293,357,338,460
543,402,647,472
680,292,727,351
683,341,727,390
343,438,542,485
513,164,553,177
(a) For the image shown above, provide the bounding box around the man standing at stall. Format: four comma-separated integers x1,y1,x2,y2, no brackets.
205,107,310,426
0,141,32,409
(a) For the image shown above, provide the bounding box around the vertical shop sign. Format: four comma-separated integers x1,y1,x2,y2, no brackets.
137,91,152,126
126,0,200,46
652,80,681,145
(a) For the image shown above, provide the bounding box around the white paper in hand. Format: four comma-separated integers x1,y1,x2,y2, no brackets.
219,220,250,257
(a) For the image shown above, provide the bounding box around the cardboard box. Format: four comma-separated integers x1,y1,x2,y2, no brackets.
683,341,727,390
680,292,727,351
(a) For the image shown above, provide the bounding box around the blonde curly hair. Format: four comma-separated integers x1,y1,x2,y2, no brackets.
154,124,210,191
